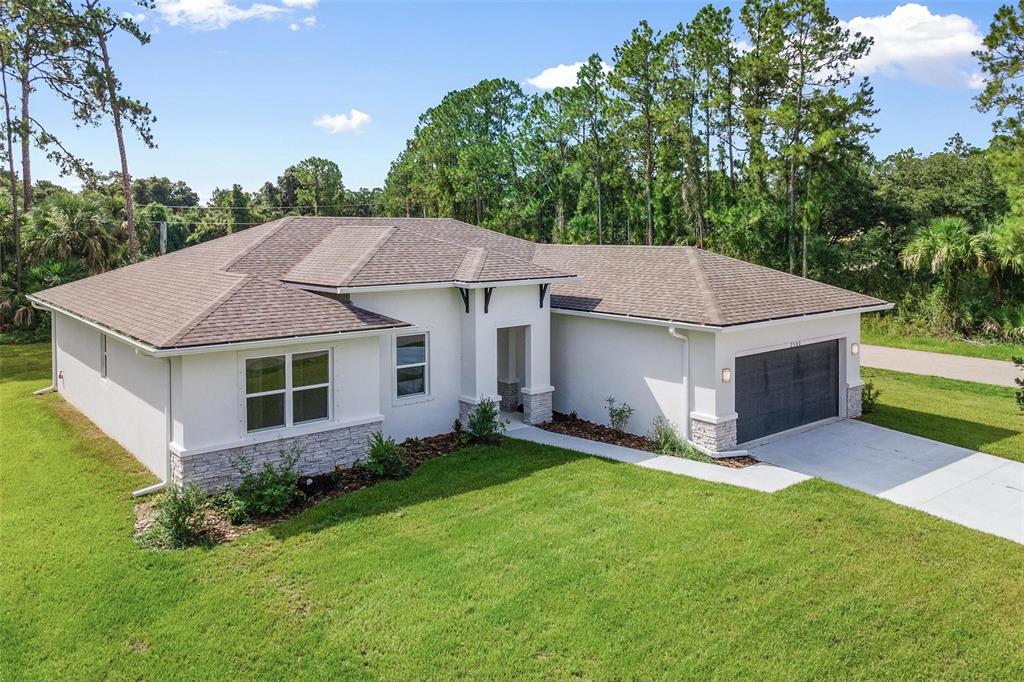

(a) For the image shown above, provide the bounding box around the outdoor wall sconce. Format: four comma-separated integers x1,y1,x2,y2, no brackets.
721,367,732,383
851,342,860,356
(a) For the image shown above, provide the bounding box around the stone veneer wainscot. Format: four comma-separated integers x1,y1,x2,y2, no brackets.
171,420,381,492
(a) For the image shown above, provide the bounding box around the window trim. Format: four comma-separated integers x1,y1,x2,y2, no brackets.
100,334,108,379
242,348,332,434
393,332,429,400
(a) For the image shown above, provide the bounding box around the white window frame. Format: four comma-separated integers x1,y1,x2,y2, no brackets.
394,332,429,400
100,334,108,379
242,348,332,434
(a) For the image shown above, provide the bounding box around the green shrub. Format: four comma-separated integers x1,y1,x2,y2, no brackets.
232,446,301,520
140,483,207,549
466,397,507,445
649,416,686,454
605,396,634,432
861,381,881,414
452,417,463,437
209,488,248,525
364,431,408,478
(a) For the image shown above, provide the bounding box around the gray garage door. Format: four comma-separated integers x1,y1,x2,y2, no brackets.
735,339,839,444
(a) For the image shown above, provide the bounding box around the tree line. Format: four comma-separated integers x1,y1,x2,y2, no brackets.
2,0,1023,344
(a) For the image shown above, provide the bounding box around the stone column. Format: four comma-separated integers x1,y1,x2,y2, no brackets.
689,413,737,454
521,387,553,424
847,383,863,418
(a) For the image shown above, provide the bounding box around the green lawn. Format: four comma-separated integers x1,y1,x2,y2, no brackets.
2,343,1023,679
861,318,1024,362
861,367,1024,462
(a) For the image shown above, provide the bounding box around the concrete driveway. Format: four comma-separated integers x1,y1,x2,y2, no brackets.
749,420,1024,544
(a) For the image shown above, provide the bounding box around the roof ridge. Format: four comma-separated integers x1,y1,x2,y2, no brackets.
454,247,486,281
164,273,252,347
220,216,296,272
400,225,542,266
336,226,397,286
687,248,725,325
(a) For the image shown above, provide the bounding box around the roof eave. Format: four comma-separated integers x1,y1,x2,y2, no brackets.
551,301,893,333
283,274,578,295
29,294,412,358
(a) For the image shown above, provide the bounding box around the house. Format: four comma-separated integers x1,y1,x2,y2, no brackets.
28,217,890,492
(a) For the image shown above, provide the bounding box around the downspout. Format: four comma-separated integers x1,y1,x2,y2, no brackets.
667,327,690,440
32,318,58,395
132,357,173,497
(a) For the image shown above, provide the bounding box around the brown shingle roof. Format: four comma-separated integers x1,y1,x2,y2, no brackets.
30,217,569,349
32,217,886,348
534,245,886,327
171,278,407,348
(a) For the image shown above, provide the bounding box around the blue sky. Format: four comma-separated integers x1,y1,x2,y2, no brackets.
31,1,1003,201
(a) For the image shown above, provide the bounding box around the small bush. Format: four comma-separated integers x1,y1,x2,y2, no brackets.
466,397,507,445
861,381,881,414
232,446,301,520
452,417,463,436
364,431,409,478
568,411,579,422
605,396,634,432
209,488,248,525
649,416,686,455
141,483,207,548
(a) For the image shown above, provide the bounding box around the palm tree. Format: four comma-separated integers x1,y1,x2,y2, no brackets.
23,192,124,274
988,219,1024,275
901,216,988,328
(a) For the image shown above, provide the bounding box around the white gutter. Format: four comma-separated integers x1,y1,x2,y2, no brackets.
32,320,58,395
553,302,894,333
132,357,173,497
667,327,692,441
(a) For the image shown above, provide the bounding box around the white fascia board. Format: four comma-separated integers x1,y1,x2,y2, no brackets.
284,276,577,295
716,303,894,333
551,307,725,332
147,326,407,357
552,303,893,334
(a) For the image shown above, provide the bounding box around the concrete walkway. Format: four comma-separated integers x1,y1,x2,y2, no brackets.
862,344,1019,387
751,420,1024,544
505,418,810,493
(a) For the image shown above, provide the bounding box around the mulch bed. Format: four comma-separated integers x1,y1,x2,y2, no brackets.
134,431,467,547
539,412,758,469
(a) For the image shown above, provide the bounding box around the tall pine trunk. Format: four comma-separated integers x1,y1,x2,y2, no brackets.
3,57,22,292
97,30,136,260
19,64,31,212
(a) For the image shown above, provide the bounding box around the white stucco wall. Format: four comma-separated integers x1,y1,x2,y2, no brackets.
173,335,382,455
54,314,168,477
711,312,861,419
351,283,552,440
550,312,689,437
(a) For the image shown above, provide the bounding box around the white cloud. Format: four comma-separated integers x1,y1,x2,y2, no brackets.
525,61,610,90
289,15,316,31
845,3,984,88
313,109,372,134
122,11,146,23
282,0,317,7
155,0,285,31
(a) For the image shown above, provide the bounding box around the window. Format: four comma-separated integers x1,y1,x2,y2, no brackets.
395,333,428,398
244,350,330,433
100,334,108,379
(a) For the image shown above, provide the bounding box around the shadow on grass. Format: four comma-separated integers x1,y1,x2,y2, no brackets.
267,440,588,542
861,404,1021,454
